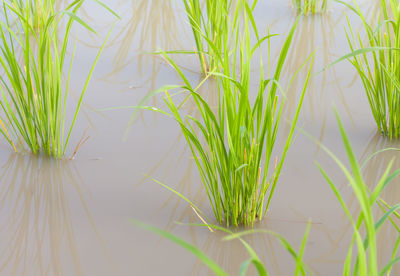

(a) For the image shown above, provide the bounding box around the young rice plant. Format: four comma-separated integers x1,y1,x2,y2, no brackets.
336,0,400,138
0,0,116,157
136,1,313,226
9,0,55,31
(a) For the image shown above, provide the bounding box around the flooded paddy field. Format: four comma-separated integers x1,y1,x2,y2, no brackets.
0,0,398,275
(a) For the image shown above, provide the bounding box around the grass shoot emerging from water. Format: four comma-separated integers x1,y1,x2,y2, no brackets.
317,111,400,275
0,0,116,157
136,1,313,226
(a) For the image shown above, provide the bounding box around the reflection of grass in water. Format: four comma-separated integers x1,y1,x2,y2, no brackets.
0,154,115,275
280,13,355,143
106,0,182,77
187,217,318,275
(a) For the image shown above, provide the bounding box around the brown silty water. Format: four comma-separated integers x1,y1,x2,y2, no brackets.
0,0,398,275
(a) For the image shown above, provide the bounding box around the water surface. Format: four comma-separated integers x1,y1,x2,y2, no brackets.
0,0,398,275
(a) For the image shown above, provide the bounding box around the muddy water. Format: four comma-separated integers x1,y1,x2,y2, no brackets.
0,0,399,275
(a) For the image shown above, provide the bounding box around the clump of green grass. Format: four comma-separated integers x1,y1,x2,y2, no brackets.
181,0,244,75
333,0,400,138
292,0,329,15
317,111,400,275
0,0,116,158
135,1,313,226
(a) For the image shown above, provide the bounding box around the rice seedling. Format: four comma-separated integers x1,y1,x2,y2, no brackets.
134,1,313,226
332,0,400,139
9,0,56,31
292,0,329,15
131,219,311,276
0,0,117,158
181,0,245,75
317,110,400,275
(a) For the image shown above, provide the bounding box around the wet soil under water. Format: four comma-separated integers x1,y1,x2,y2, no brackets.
0,0,398,275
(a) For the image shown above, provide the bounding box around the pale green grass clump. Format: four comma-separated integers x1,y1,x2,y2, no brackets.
137,1,313,226
0,0,115,157
339,0,400,138
292,0,328,15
